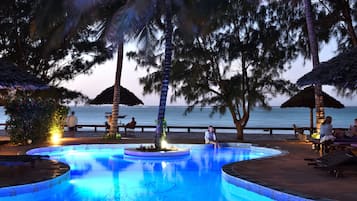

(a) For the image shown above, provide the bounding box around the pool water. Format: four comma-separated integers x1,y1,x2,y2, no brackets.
27,144,281,201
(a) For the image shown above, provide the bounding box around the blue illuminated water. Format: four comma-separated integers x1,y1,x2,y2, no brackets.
27,144,283,201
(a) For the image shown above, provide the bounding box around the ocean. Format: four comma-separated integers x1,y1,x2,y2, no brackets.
1,105,355,129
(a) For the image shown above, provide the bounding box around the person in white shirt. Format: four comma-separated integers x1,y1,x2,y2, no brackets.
319,116,337,153
204,125,219,148
66,111,78,137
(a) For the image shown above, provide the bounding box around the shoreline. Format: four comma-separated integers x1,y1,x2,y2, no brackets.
1,105,357,128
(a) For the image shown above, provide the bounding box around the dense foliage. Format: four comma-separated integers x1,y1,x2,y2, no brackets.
2,0,357,141
0,0,112,86
4,93,68,144
135,1,299,139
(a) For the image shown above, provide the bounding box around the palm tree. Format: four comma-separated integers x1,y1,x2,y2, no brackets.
34,0,226,147
32,0,127,137
97,0,225,149
109,43,124,137
154,0,173,148
303,0,325,131
104,0,176,146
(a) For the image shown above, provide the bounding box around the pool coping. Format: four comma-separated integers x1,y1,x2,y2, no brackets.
221,168,316,201
0,165,71,200
221,148,319,201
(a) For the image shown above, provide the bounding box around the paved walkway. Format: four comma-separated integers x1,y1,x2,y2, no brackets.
1,131,357,200
227,140,357,201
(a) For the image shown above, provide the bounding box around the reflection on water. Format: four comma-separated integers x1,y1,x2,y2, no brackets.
34,145,276,201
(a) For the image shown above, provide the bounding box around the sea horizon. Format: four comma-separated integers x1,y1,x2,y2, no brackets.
1,105,356,135
3,105,355,127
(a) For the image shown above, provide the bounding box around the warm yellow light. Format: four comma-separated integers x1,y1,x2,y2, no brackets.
161,139,168,148
51,133,61,144
49,126,62,145
311,133,320,139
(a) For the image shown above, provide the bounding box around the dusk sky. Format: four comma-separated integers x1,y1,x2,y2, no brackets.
61,41,356,106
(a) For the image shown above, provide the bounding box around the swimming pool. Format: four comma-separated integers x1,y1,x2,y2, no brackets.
4,144,307,201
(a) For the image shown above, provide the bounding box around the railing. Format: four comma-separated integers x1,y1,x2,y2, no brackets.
0,123,347,135
62,124,316,135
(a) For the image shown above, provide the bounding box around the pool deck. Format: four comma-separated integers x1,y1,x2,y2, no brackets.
1,131,357,200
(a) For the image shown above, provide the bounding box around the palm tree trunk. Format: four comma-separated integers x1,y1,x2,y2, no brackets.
155,0,173,149
309,107,313,133
109,43,124,137
303,0,325,131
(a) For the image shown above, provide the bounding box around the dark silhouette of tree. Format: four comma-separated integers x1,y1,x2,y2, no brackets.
32,0,225,145
139,1,298,140
0,0,112,86
302,0,325,132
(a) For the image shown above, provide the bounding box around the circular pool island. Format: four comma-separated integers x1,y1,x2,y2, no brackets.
124,147,190,157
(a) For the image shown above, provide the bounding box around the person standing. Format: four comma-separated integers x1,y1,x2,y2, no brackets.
66,111,78,137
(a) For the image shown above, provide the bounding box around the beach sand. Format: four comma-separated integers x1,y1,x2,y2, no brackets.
1,131,357,200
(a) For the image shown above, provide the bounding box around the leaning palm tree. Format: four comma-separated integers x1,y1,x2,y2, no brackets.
292,0,357,130
79,0,224,149
32,0,128,137
34,0,226,148
303,0,325,131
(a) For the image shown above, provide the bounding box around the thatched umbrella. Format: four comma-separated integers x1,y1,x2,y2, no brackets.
281,86,344,132
297,47,357,90
0,60,48,90
89,85,144,106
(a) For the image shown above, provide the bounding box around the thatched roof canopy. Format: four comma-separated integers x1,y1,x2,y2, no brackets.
281,86,344,132
89,85,144,106
297,48,357,90
281,86,344,109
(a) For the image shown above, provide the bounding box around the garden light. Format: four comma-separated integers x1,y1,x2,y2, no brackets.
50,125,62,145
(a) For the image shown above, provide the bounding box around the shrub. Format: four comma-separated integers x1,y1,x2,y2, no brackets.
49,105,69,140
5,95,68,144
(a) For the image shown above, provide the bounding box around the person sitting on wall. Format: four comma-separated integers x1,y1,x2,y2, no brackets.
345,118,357,138
125,117,136,129
105,115,112,133
204,125,219,148
124,117,136,135
66,111,78,137
319,116,335,153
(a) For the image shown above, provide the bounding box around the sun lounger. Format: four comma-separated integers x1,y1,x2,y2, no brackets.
304,150,356,178
0,155,49,167
334,137,357,144
307,136,335,153
329,137,357,151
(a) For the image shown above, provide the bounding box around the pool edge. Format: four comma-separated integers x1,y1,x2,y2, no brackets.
0,165,71,199
221,162,316,201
